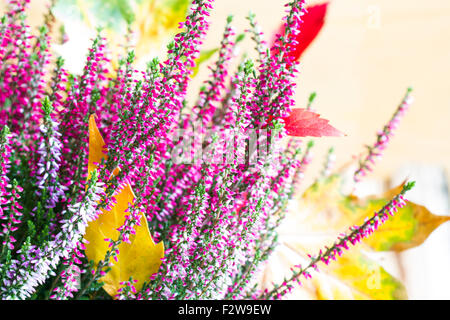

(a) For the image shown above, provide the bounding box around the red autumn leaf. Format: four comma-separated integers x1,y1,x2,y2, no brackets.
282,108,343,137
235,191,248,216
272,2,329,61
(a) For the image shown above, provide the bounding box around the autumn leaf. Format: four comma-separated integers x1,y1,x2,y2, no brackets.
298,175,450,251
271,108,343,137
283,108,343,137
269,242,407,299
350,183,450,251
134,0,190,60
53,0,190,70
316,247,407,300
84,115,164,297
315,250,407,299
272,2,329,61
267,3,339,139
262,174,449,299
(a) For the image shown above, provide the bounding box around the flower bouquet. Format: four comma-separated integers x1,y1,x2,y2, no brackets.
0,0,447,300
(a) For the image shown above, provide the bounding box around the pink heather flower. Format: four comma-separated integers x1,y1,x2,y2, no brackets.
354,88,413,182
0,180,23,251
0,127,12,219
0,128,23,254
52,254,82,300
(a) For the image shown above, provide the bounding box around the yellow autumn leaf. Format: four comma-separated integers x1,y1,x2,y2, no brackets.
322,248,406,299
278,238,407,300
84,114,164,297
263,173,449,300
311,251,406,300
294,175,450,252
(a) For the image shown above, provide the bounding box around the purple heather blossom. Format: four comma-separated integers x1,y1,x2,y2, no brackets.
35,98,67,209
354,88,413,182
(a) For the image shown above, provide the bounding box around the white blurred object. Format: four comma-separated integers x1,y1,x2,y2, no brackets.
390,164,450,299
52,23,95,75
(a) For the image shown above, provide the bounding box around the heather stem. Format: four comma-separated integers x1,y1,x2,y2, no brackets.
261,181,415,299
354,88,413,182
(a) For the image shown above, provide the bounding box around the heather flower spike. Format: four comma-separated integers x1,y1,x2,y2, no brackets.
272,2,329,62
354,88,413,182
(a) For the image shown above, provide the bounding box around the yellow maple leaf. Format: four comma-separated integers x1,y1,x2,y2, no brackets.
364,183,450,251
293,175,450,252
262,174,449,300
84,114,164,297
